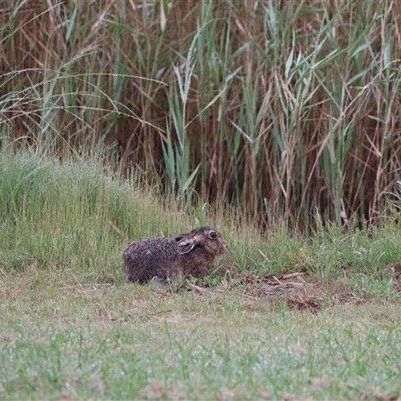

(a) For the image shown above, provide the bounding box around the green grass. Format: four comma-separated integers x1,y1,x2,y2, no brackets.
0,146,190,281
1,272,401,400
1,148,401,400
2,146,401,284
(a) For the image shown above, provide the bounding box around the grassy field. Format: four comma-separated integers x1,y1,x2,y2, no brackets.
2,271,401,400
1,148,401,400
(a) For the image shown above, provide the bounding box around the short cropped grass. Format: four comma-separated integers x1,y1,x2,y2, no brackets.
1,148,401,400
1,271,401,400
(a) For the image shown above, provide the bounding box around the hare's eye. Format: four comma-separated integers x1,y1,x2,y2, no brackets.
208,231,218,239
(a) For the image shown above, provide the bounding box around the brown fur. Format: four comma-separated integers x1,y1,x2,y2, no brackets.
123,226,228,283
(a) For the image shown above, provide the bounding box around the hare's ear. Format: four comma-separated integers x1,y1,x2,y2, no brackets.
177,239,195,254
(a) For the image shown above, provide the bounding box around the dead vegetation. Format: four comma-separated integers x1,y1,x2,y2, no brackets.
174,269,401,315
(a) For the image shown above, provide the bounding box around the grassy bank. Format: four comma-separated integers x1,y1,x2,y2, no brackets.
1,147,401,399
0,145,263,281
1,146,401,285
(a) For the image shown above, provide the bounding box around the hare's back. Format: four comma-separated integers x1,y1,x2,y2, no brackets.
123,236,178,263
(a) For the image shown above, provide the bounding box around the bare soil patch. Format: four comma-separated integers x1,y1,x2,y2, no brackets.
239,272,364,313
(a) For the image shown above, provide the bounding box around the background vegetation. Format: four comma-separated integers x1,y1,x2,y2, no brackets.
2,0,401,230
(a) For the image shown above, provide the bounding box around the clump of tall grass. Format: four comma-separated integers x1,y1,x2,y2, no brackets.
0,145,191,281
1,0,401,230
0,143,268,281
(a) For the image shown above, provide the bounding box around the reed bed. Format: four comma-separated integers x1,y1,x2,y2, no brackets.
1,0,401,230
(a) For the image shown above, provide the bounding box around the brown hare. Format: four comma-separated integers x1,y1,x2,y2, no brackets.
123,226,228,283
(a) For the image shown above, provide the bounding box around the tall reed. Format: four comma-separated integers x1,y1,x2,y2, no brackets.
1,0,401,230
